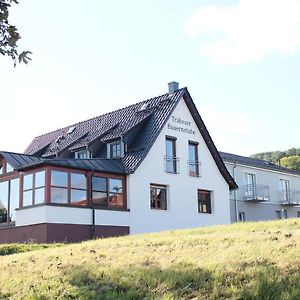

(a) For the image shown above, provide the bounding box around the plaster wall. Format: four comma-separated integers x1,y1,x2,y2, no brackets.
15,205,130,227
225,162,300,222
128,97,231,234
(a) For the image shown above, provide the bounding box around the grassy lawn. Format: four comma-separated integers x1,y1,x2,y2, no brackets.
0,243,62,257
1,220,300,299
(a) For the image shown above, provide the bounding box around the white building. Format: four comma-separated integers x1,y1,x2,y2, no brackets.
221,152,300,222
0,82,236,243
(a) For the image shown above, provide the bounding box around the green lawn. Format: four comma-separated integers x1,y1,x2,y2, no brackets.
1,220,300,299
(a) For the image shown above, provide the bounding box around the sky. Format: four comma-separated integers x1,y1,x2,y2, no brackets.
1,0,300,156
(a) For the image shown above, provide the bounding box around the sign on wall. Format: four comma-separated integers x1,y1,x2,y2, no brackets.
167,116,196,135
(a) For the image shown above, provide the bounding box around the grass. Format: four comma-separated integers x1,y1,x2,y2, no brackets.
0,243,62,256
1,220,300,299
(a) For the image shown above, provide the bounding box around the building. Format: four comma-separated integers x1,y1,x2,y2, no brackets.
221,152,300,222
0,82,237,243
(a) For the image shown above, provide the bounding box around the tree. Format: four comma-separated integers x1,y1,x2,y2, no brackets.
0,0,31,66
280,156,300,171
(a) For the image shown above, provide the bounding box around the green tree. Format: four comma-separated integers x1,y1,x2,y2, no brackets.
280,156,300,171
0,0,31,66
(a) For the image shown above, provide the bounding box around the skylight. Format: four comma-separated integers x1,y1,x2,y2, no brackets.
139,103,149,111
67,126,76,134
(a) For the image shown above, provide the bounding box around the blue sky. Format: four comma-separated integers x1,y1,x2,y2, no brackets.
1,0,300,156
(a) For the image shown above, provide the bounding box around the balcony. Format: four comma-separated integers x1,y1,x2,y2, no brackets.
164,156,180,174
187,160,201,177
279,190,300,206
238,184,270,202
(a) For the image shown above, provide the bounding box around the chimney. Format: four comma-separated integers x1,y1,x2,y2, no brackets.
168,81,179,94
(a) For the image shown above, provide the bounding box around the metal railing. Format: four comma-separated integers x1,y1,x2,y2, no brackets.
279,189,300,205
237,184,270,202
164,156,180,174
187,160,201,177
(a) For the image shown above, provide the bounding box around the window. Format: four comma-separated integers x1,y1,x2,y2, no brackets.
23,171,45,207
91,176,124,207
150,184,167,210
238,212,245,222
282,209,288,219
107,141,125,159
198,190,212,214
297,211,300,218
279,179,290,202
165,137,177,173
188,141,199,176
50,170,87,206
244,173,256,198
0,178,20,224
6,163,14,173
0,159,14,175
275,210,281,219
75,150,91,159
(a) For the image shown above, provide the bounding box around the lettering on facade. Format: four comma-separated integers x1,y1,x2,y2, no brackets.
167,116,196,135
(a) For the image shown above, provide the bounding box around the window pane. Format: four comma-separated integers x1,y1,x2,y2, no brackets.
189,144,196,161
24,174,33,190
166,139,175,158
35,171,45,188
71,189,87,205
23,190,33,207
35,188,45,205
92,192,107,205
92,177,107,192
51,187,68,204
150,185,167,210
10,178,19,222
0,181,8,223
109,193,123,206
51,171,68,187
198,190,212,214
71,173,86,189
6,163,14,173
109,179,123,193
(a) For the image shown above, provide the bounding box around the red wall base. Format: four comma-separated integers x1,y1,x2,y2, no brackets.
0,223,129,244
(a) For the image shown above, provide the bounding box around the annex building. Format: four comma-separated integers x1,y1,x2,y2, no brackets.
0,82,237,243
221,152,300,222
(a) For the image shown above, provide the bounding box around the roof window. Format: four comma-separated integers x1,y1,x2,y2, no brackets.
67,126,76,134
139,103,150,111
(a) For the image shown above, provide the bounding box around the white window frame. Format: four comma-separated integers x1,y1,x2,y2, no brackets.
75,150,92,159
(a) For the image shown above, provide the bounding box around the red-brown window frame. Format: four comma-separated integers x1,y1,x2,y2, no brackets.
91,172,127,209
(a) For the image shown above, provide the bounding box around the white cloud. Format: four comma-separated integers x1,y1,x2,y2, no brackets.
200,106,260,155
185,0,300,64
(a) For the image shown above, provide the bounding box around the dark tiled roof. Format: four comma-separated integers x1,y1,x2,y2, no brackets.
220,151,300,176
0,151,127,174
22,88,237,189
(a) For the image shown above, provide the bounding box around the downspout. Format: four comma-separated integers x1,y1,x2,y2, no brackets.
84,139,95,239
232,163,239,222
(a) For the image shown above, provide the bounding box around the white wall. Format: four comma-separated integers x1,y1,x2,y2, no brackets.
128,97,231,234
225,162,300,222
16,206,130,227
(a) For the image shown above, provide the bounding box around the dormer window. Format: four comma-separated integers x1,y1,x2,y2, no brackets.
107,141,125,159
75,150,92,159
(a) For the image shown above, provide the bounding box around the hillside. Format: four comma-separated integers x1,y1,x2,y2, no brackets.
1,220,300,299
251,148,300,171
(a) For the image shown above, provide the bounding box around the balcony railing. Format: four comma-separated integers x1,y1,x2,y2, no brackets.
187,160,201,177
237,184,270,202
164,156,180,174
279,189,300,205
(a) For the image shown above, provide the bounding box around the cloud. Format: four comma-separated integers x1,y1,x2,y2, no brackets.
185,0,300,64
200,106,260,155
